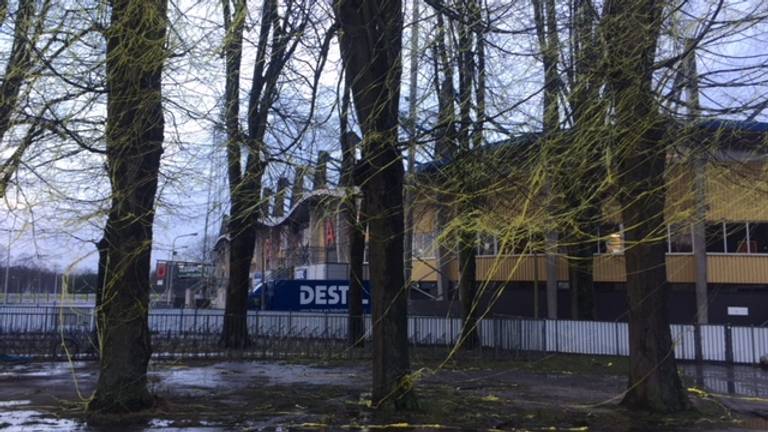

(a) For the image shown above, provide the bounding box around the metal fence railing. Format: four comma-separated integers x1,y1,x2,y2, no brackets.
2,306,767,364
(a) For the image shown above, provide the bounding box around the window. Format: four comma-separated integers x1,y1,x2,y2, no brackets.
668,223,693,253
597,224,624,254
748,223,768,254
705,223,725,253
477,234,497,256
726,223,748,253
413,232,437,258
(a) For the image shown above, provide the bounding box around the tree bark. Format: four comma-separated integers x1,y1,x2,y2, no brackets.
455,0,481,348
347,199,366,348
335,0,416,409
89,0,167,413
564,0,602,320
340,84,365,348
220,0,305,347
618,123,688,412
458,233,479,349
92,237,108,343
604,0,689,412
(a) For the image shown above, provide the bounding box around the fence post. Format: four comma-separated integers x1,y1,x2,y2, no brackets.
724,325,734,364
615,321,620,356
752,325,757,364
178,309,184,335
694,324,703,363
541,319,547,353
255,311,260,338
324,312,329,338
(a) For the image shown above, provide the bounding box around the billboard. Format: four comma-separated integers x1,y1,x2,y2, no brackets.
255,279,371,312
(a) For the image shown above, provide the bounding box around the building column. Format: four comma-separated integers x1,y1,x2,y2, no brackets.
546,231,558,319
693,154,709,324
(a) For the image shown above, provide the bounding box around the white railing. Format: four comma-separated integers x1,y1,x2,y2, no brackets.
1,306,766,365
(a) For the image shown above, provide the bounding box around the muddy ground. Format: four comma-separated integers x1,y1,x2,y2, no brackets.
1,354,768,431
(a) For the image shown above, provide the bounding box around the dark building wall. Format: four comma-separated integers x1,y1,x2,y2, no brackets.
410,280,768,325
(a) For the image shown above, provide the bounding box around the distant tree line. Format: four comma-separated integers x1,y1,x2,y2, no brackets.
0,265,97,294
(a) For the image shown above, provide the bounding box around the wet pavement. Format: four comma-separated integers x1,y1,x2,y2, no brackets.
1,359,768,431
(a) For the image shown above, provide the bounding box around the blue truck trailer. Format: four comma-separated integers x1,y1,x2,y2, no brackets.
248,279,371,312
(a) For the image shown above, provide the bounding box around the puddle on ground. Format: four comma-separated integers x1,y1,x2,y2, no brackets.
0,410,83,431
0,399,30,407
153,361,364,395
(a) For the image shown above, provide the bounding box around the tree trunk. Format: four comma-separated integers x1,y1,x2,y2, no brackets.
455,0,480,349
89,0,167,413
219,0,292,348
433,10,456,301
341,84,364,348
335,0,416,409
604,0,689,412
92,237,108,342
347,200,366,348
619,124,688,412
221,206,256,348
458,234,479,349
403,0,420,285
567,211,597,320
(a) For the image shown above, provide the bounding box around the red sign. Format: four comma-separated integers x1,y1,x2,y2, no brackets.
157,262,167,279
325,219,336,247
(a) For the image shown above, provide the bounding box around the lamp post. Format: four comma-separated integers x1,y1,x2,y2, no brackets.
167,232,198,305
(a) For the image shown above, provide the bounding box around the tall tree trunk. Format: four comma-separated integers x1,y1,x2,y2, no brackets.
220,0,303,347
533,0,561,318
403,0,420,286
433,11,456,301
455,0,480,348
604,0,689,412
347,199,366,347
89,0,167,413
340,82,364,348
220,0,251,348
458,232,479,349
92,237,108,342
222,192,257,348
565,0,602,320
335,0,416,409
619,122,687,411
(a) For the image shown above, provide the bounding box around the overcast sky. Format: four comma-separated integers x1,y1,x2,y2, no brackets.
0,0,766,273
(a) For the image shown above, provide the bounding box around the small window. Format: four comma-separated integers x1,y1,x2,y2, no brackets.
598,224,623,254
748,223,768,253
668,223,693,253
725,223,748,253
413,232,437,258
705,222,725,253
477,234,497,256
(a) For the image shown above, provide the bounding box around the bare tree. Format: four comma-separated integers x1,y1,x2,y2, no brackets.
334,0,417,409
219,0,312,348
603,0,689,411
340,80,365,348
89,0,168,413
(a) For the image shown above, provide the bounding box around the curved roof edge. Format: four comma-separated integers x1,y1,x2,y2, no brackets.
259,187,356,228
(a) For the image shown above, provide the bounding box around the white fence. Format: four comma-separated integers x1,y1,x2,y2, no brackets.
1,306,767,365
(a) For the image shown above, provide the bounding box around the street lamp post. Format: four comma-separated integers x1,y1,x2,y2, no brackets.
167,232,198,306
